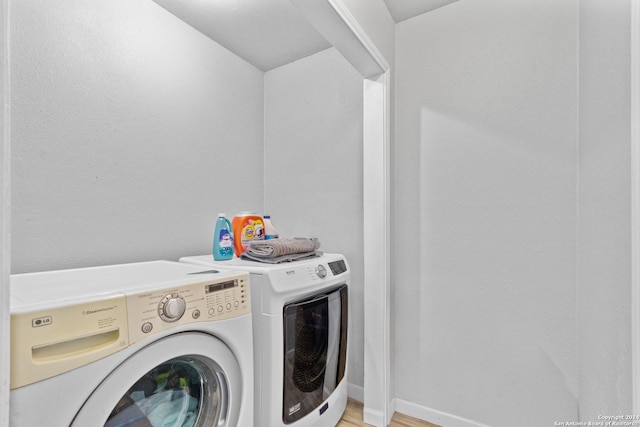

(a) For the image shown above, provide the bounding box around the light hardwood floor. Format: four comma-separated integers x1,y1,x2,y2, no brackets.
336,400,441,427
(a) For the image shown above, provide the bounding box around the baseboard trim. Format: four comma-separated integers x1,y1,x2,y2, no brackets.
347,382,364,403
395,399,491,427
363,407,385,427
348,384,397,426
348,388,489,427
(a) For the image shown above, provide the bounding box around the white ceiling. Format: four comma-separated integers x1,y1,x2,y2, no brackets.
383,0,460,23
153,0,331,71
153,0,460,71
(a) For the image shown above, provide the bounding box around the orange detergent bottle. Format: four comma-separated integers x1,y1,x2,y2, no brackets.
231,212,265,256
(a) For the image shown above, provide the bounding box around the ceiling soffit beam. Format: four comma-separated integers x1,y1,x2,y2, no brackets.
288,0,388,78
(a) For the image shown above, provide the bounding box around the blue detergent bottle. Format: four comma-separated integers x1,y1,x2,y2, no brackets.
213,213,234,261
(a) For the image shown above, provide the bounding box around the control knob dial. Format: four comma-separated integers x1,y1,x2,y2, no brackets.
315,264,327,279
158,293,186,322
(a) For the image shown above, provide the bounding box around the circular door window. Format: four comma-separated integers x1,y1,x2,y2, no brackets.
72,332,242,427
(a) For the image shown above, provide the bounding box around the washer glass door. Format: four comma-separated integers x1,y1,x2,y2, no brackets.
72,332,241,427
105,355,223,427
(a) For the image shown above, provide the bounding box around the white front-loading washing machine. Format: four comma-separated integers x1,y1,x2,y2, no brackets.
179,253,350,427
10,260,253,427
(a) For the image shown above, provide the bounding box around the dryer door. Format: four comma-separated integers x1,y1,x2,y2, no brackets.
282,284,348,424
71,332,242,427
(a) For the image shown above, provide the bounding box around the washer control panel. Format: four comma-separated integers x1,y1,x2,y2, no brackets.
126,272,250,344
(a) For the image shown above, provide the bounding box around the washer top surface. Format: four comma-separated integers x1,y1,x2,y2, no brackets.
10,260,233,310
180,252,345,275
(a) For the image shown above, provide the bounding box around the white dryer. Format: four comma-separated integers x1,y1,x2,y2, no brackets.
179,253,350,427
10,261,253,427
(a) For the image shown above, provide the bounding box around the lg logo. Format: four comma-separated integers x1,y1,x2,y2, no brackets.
32,316,52,327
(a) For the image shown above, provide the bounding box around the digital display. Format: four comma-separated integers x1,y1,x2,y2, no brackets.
205,279,237,293
328,260,347,275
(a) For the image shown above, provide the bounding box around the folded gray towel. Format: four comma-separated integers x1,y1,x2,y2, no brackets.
244,237,320,259
240,250,321,264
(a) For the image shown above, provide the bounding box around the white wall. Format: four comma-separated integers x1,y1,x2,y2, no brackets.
577,0,633,418
263,47,365,390
394,1,579,425
10,0,265,273
1,0,9,422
